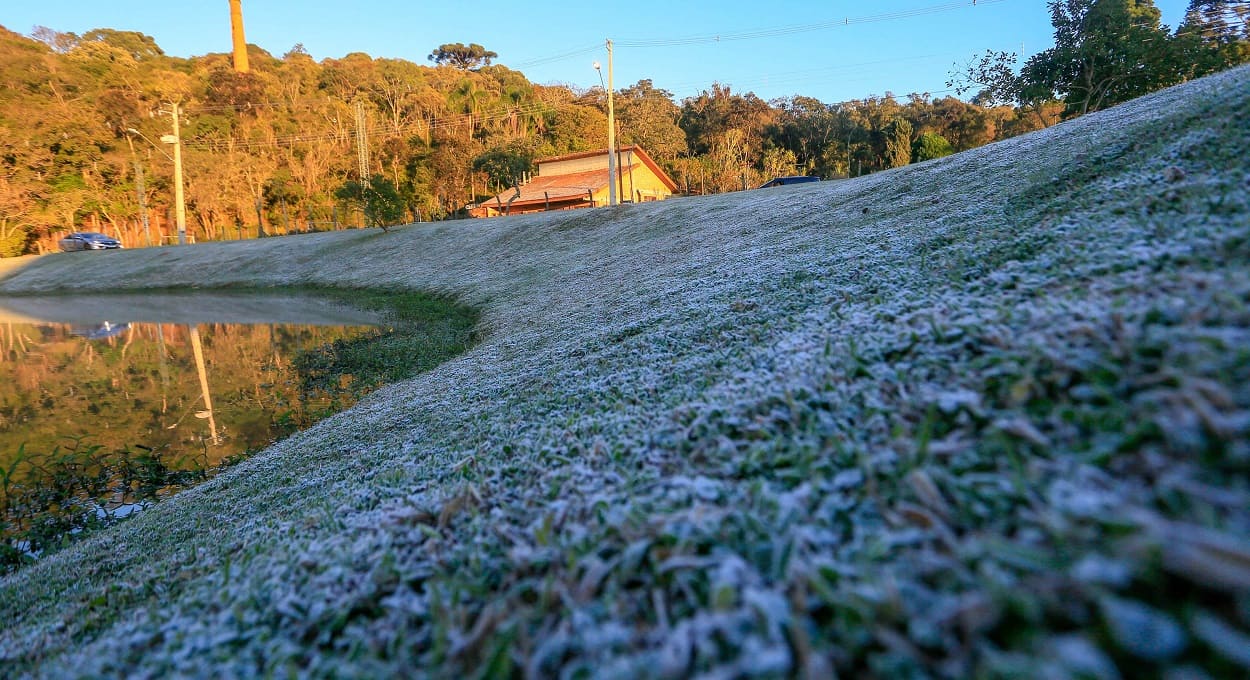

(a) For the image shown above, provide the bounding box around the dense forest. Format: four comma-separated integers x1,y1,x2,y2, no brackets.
0,0,1245,255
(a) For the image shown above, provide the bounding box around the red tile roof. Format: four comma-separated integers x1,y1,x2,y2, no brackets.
479,164,632,209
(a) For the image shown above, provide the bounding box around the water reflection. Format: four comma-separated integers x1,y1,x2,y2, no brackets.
1,290,477,570
0,320,377,471
71,321,130,340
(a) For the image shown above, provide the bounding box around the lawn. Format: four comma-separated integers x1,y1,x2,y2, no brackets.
1,65,1247,677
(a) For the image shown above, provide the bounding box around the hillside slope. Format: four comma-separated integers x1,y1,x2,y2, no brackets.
2,66,1248,677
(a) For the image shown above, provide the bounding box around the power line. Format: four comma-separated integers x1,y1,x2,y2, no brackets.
168,0,1246,151
510,44,603,69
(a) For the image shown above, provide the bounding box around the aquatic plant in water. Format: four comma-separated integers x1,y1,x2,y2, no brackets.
1,438,206,572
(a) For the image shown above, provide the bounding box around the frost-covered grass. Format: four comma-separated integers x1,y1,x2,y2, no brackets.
1,66,1248,677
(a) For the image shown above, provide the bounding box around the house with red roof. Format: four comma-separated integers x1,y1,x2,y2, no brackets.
470,145,678,218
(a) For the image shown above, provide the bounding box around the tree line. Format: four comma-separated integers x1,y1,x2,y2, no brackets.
0,0,1244,256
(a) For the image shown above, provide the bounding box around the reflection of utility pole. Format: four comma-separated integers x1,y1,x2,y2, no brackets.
188,325,219,445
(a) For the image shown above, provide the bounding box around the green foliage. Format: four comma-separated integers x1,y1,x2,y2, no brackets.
538,101,605,156
1174,0,1250,79
1026,0,1176,116
761,147,798,179
771,95,840,176
883,117,913,168
1,439,207,572
617,80,688,161
472,144,534,192
0,225,30,257
912,132,955,162
79,29,164,61
264,169,303,207
3,12,1225,255
293,288,480,399
953,0,1250,120
948,49,1025,107
336,175,406,231
50,173,88,192
203,68,268,113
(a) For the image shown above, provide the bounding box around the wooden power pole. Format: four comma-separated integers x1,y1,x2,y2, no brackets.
229,0,250,74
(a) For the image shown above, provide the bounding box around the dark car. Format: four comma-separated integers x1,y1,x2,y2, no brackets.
59,232,124,252
757,176,821,189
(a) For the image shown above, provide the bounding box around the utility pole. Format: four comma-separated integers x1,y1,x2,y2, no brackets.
161,102,188,245
606,39,617,206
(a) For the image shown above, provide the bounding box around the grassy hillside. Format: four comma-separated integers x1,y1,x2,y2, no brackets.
1,65,1248,677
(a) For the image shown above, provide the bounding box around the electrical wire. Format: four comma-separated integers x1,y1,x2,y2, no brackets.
166,0,1245,150
179,0,1015,116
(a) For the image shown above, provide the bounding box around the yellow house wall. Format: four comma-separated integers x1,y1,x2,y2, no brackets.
617,163,672,202
590,185,611,206
538,150,673,205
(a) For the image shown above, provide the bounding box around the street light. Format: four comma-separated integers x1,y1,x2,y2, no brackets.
593,43,617,207
126,128,171,160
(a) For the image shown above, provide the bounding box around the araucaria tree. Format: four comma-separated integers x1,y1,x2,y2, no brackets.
1174,0,1250,79
427,43,497,70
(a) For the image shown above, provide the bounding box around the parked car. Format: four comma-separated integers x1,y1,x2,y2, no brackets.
59,232,123,252
757,176,821,189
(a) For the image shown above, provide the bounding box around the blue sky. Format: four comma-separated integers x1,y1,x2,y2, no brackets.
0,0,1192,104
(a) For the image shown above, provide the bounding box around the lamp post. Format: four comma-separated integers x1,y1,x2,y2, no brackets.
593,42,617,207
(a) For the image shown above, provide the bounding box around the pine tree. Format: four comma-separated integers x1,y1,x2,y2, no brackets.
1174,0,1250,79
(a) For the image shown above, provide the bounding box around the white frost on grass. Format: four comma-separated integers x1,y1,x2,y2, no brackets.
1,65,1248,677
